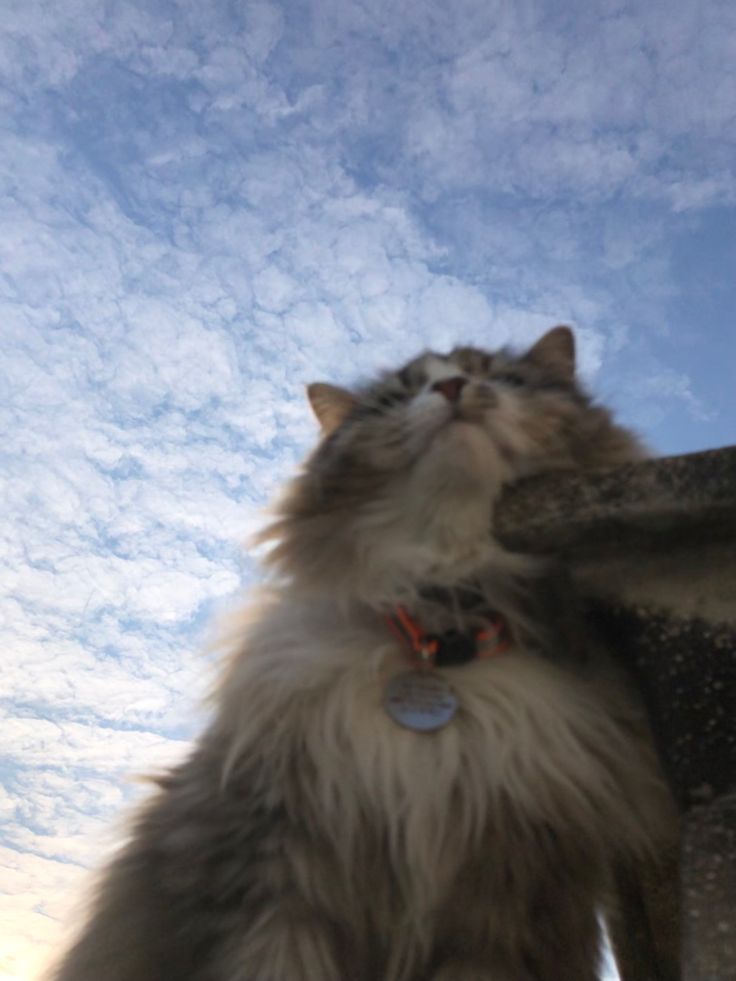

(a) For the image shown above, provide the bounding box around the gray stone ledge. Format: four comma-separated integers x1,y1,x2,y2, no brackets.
496,445,736,559
496,445,736,981
495,443,736,807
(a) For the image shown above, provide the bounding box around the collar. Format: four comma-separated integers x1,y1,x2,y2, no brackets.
386,604,510,668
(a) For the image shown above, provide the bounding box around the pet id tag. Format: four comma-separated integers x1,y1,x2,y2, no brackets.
383,671,458,732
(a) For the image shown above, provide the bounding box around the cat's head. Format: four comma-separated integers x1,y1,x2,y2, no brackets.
260,327,645,602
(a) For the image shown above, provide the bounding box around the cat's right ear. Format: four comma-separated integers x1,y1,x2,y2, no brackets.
524,325,576,381
307,383,357,434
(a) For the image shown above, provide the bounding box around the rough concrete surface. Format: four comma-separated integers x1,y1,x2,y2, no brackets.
496,446,736,981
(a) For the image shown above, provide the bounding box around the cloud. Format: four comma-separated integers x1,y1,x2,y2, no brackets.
1,0,733,974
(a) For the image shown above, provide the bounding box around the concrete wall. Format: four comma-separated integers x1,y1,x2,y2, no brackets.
496,447,736,981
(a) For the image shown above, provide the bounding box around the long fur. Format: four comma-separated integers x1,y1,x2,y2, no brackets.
51,327,674,981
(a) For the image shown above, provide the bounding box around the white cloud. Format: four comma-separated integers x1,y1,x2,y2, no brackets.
1,1,732,974
0,846,88,981
6,717,188,774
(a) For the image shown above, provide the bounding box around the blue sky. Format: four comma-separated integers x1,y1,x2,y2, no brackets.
1,0,734,977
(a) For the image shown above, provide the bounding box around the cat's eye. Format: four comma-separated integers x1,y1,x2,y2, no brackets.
397,366,425,390
450,348,493,376
377,391,408,407
496,371,526,388
357,389,409,417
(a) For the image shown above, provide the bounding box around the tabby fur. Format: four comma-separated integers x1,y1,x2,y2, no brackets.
51,326,674,981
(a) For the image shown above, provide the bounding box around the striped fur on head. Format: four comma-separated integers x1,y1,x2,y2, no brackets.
261,326,645,608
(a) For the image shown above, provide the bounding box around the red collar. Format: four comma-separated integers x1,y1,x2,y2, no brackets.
386,605,510,668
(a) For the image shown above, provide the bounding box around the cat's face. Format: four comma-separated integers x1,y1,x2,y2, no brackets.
264,327,644,596
309,326,595,486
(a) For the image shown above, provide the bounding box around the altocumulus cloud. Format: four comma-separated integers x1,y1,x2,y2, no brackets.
1,0,735,977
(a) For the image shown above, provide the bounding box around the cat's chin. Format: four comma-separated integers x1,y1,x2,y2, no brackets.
423,419,501,481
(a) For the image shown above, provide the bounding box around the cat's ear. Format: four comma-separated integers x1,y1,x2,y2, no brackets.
524,325,576,381
307,383,357,434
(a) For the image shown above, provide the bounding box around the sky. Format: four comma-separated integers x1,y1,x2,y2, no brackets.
1,0,735,977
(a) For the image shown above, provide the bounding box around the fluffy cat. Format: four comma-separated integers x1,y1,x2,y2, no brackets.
51,326,674,981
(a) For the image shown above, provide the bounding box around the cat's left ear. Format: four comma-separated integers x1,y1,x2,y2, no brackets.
307,383,357,434
524,325,576,381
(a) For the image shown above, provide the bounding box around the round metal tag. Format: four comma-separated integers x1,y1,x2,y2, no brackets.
383,671,458,732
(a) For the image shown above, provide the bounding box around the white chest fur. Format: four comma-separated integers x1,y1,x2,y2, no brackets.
219,601,664,913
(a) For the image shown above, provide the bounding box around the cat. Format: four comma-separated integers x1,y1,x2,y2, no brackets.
51,326,675,981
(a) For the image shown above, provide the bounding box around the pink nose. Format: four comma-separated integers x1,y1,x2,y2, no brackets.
431,376,467,402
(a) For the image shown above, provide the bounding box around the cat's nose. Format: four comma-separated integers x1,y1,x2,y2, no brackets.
431,376,467,402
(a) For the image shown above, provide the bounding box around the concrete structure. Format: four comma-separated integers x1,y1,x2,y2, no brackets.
495,446,736,981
